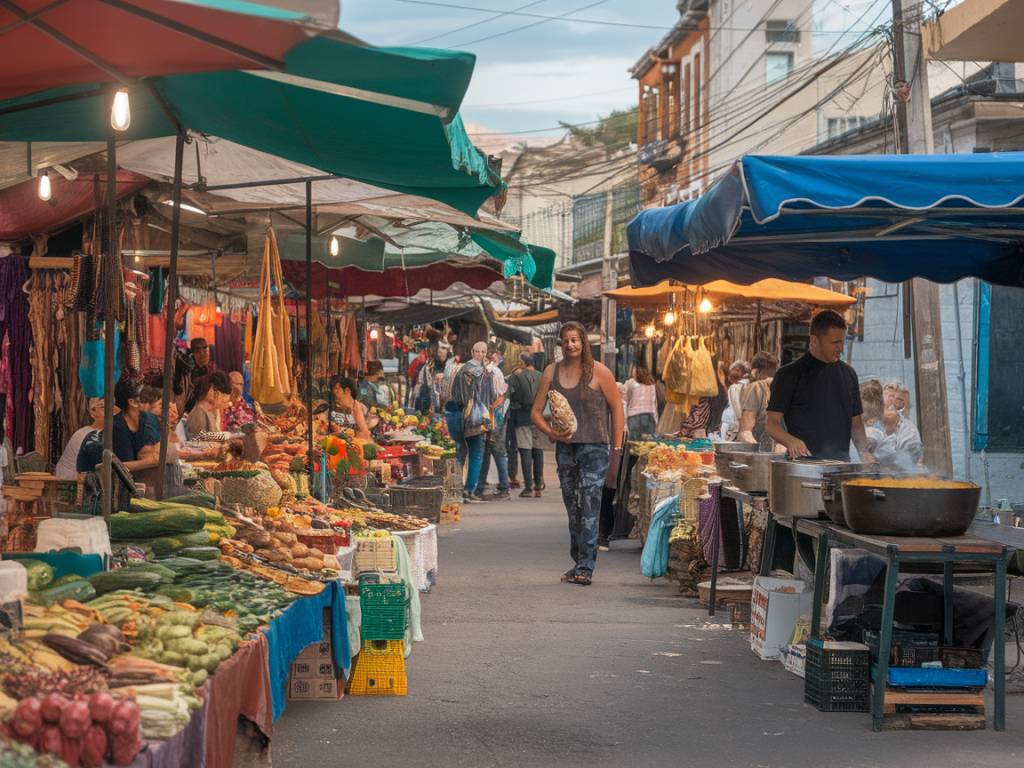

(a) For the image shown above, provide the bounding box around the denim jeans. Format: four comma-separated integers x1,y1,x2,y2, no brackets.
555,442,609,575
627,413,657,440
476,417,509,493
507,419,519,478
444,404,466,467
464,433,486,493
518,448,544,491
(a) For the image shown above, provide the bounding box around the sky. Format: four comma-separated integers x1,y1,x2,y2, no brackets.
338,0,926,144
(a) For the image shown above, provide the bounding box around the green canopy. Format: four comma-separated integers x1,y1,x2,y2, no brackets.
470,231,556,290
0,38,501,214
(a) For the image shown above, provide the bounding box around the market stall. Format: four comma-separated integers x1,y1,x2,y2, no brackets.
625,152,1024,731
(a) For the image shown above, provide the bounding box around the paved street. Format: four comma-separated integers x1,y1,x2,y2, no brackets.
276,482,1024,768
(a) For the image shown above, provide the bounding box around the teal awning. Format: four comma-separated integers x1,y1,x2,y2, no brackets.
0,38,501,214
470,231,556,290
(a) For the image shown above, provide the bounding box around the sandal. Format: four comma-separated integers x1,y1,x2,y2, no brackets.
570,573,592,586
560,569,577,583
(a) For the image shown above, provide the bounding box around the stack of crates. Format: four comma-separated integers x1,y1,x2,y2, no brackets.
352,535,397,577
442,458,462,521
804,638,870,712
348,580,409,696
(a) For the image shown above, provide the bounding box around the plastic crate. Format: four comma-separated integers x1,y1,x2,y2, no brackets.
347,640,407,696
804,639,870,713
352,537,396,575
887,667,988,689
941,647,984,669
359,581,408,640
863,629,940,666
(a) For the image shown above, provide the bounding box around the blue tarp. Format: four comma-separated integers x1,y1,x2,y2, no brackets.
628,153,1024,288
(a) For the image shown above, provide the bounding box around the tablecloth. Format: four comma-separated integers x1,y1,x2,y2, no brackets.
204,632,272,768
122,693,208,768
392,524,438,592
263,580,351,721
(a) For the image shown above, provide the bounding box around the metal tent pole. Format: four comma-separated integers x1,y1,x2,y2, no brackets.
101,91,119,520
305,181,314,485
156,129,186,499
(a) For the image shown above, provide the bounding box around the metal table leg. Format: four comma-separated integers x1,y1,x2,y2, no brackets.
943,560,955,645
810,532,829,640
994,553,1007,731
873,554,900,732
759,513,777,578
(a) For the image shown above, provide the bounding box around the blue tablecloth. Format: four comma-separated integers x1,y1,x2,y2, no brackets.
263,580,351,720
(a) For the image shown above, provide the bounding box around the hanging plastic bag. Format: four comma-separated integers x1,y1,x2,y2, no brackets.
250,229,293,404
661,336,689,397
79,325,122,398
689,336,719,397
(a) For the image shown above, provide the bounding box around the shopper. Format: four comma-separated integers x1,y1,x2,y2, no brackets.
108,378,161,473
620,364,659,440
456,342,494,503
532,322,624,586
54,398,104,479
475,346,510,500
185,371,232,440
223,371,258,431
737,351,779,450
330,375,372,441
717,360,750,441
508,352,544,497
173,337,216,414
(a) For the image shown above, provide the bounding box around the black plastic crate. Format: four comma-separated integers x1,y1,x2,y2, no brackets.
804,639,870,713
863,629,940,667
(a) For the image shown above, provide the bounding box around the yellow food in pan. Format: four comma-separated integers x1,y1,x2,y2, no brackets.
845,476,974,490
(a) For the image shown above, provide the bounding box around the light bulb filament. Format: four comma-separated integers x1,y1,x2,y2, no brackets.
111,89,131,132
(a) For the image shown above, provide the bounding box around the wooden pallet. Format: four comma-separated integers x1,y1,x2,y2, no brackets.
877,687,986,730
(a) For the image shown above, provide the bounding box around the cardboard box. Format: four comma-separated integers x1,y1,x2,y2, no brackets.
290,660,318,679
295,638,332,662
288,675,342,700
781,643,807,679
749,576,813,661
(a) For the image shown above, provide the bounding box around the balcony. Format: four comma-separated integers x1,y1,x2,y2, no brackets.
637,135,686,172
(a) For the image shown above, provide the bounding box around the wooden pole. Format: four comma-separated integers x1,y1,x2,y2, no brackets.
156,129,186,499
101,93,117,519
305,181,314,486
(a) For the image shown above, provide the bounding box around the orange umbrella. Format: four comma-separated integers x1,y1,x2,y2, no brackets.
605,278,855,308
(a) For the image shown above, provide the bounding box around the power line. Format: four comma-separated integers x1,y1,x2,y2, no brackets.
389,0,879,34
453,0,609,47
408,0,549,45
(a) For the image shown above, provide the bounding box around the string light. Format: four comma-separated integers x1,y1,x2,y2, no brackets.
699,298,714,313
37,171,51,202
369,327,380,341
329,236,339,257
644,323,655,339
110,89,131,132
663,309,676,327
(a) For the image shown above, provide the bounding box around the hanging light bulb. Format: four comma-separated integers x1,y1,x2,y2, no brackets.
698,298,714,313
37,171,52,202
110,88,131,132
663,309,676,327
369,327,380,341
329,236,339,257
644,323,656,339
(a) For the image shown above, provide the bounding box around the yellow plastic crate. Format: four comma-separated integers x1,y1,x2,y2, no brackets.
347,640,407,696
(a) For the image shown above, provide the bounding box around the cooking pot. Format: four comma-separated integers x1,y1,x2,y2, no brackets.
841,479,981,537
769,458,860,518
712,441,760,453
718,451,775,493
820,468,928,526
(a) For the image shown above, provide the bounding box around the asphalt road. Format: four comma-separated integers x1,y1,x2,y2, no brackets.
274,485,1024,768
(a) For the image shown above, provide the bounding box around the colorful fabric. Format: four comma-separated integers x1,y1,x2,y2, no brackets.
223,398,256,432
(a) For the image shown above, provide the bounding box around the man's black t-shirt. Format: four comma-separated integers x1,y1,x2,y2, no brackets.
766,353,862,460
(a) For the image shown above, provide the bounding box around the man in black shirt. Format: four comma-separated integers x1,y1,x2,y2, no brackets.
766,310,875,462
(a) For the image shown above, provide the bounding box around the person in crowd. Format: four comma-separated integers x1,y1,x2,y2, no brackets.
507,352,523,490
717,360,751,441
620,364,659,440
173,337,216,415
413,344,447,414
766,310,875,462
440,344,468,474
330,376,372,441
358,360,394,409
474,346,510,500
508,352,544,498
185,372,232,440
55,398,104,479
456,342,494,503
858,379,887,457
135,385,188,496
879,381,924,464
532,322,624,586
101,378,161,473
223,371,258,431
738,351,780,450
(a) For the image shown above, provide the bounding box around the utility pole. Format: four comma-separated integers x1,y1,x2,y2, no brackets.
600,191,618,373
891,0,953,475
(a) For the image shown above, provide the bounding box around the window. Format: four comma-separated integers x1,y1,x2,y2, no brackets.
826,116,870,140
682,62,691,133
693,53,701,130
766,20,800,43
571,192,606,265
766,52,793,84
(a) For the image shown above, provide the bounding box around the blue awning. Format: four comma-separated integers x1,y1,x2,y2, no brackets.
627,153,1024,287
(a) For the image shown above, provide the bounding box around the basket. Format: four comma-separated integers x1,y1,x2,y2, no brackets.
941,647,984,669
347,640,407,696
863,629,940,667
388,480,443,521
360,582,408,640
804,639,870,713
352,537,396,575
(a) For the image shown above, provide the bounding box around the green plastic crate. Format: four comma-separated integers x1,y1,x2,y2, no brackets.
360,582,407,640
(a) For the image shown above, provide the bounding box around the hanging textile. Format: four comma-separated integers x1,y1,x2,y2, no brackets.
250,229,293,404
27,272,70,461
185,302,220,346
148,267,167,315
309,306,328,379
214,317,245,375
243,309,254,362
146,313,167,370
0,255,34,453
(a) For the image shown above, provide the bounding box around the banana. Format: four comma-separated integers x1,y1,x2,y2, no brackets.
30,648,74,672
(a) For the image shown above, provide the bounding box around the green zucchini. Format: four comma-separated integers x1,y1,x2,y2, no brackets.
123,561,177,580
176,546,222,562
150,530,212,556
128,497,165,513
50,573,85,588
89,569,167,596
164,492,217,509
18,559,54,591
30,578,96,607
109,508,206,541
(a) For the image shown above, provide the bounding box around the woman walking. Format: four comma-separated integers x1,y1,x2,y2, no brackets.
620,364,659,440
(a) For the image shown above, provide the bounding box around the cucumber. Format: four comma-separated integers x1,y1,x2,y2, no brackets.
89,569,167,595
164,492,217,509
176,547,222,562
30,578,96,607
123,561,177,580
109,508,206,541
150,530,212,557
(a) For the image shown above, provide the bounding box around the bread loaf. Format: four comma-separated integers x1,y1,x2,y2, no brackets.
547,390,578,435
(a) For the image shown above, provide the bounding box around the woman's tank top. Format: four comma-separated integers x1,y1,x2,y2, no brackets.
551,363,610,445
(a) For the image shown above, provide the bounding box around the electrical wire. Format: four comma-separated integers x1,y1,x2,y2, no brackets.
409,0,550,45
453,0,610,47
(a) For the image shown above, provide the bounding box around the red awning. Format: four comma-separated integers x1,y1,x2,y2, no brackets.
0,171,150,240
281,261,502,299
1,0,311,100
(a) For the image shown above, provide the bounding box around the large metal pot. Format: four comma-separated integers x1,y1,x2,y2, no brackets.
719,451,775,493
842,479,981,537
820,469,927,526
769,458,860,518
